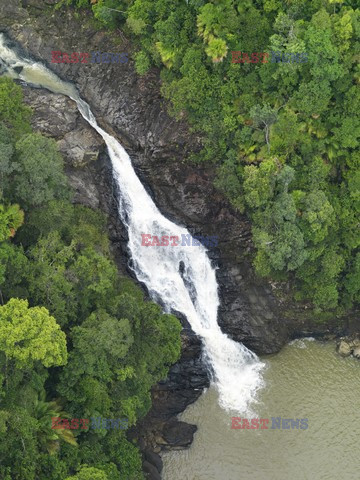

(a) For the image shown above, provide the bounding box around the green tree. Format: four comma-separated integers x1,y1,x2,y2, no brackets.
13,134,69,209
0,78,32,139
28,232,77,327
0,406,39,480
0,298,67,369
65,465,108,480
243,159,277,209
196,1,232,42
0,122,16,197
134,51,151,75
249,105,278,152
0,242,29,302
205,36,228,63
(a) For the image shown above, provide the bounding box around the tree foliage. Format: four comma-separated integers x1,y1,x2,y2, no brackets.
65,0,360,312
0,78,180,480
0,299,67,368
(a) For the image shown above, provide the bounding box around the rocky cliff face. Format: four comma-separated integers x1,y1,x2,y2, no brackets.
2,0,347,354
0,1,356,476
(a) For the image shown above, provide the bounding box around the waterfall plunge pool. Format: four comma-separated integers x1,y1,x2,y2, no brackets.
162,339,360,480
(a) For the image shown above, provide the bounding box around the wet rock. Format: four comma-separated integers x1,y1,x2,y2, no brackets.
353,346,360,359
336,335,360,357
127,327,209,453
337,340,352,357
142,461,161,480
22,89,104,168
161,420,197,450
20,89,104,210
144,450,163,473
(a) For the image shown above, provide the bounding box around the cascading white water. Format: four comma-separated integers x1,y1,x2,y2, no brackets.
0,34,265,413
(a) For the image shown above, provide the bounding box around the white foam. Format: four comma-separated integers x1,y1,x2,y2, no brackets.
0,33,265,413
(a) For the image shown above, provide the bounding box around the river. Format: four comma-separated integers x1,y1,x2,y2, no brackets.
162,338,360,480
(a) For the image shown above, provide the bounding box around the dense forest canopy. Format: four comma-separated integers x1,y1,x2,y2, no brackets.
57,0,359,313
0,0,359,478
0,76,181,480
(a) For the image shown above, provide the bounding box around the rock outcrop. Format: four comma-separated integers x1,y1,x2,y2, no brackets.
336,335,360,358
1,2,359,478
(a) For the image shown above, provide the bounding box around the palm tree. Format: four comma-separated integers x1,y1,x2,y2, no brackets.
197,4,222,42
33,393,77,455
155,42,177,69
298,118,327,139
0,203,24,241
205,36,228,63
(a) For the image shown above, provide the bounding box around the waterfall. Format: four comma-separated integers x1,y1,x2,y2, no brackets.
0,34,265,413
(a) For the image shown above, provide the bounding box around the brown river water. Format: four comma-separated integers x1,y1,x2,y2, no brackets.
162,339,360,480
